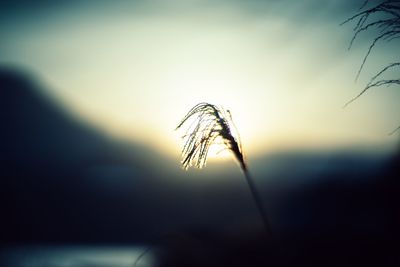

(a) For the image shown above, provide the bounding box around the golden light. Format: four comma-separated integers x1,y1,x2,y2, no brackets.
1,2,398,161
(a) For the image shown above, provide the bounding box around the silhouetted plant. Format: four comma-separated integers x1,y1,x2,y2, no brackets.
342,0,400,132
176,102,273,238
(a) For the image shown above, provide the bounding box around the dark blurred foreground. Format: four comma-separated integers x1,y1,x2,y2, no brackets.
157,157,400,267
0,67,399,266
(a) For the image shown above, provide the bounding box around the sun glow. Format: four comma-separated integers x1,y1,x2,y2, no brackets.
1,1,398,160
207,143,233,160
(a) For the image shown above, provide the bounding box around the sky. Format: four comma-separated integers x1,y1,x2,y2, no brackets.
0,0,399,159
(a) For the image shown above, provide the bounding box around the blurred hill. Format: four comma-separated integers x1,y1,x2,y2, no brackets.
0,67,171,243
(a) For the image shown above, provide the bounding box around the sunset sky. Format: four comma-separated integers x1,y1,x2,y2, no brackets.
1,0,399,159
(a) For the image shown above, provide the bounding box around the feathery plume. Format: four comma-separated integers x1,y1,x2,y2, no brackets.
176,102,246,170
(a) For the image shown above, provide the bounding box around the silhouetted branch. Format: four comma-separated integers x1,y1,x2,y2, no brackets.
343,0,400,133
369,62,400,83
389,124,400,135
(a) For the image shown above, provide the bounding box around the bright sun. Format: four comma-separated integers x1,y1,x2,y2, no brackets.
207,143,234,161
162,62,268,157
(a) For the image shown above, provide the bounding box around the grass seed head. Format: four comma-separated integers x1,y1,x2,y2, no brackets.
176,102,246,170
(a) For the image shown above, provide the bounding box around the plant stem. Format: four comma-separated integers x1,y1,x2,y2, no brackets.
241,165,274,239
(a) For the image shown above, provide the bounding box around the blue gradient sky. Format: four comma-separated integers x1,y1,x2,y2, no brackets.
1,0,398,159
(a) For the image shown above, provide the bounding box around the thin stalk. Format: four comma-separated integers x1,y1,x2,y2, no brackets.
241,164,274,239
176,102,275,238
241,164,286,267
